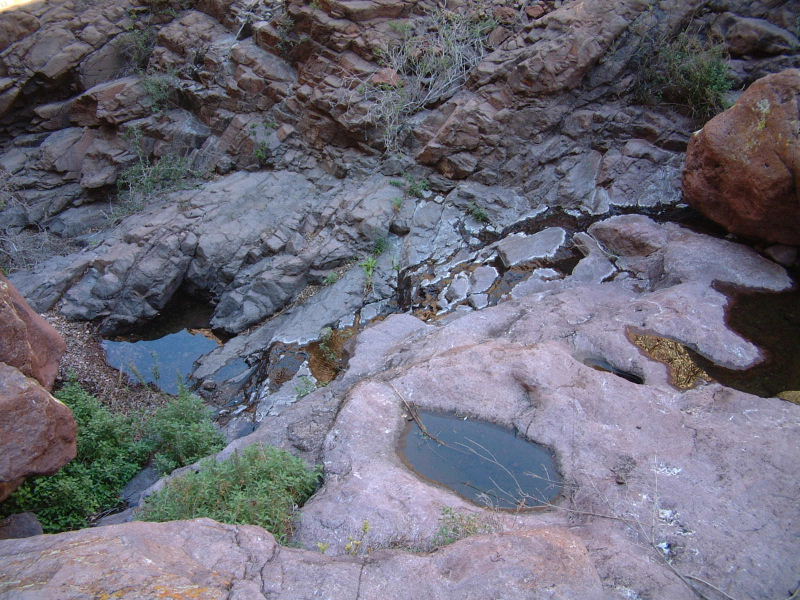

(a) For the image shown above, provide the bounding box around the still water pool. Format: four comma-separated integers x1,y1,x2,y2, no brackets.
399,410,562,509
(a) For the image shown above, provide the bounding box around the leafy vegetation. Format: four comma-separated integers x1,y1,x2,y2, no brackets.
0,383,150,532
352,8,496,150
139,444,321,543
146,388,226,475
140,71,179,112
117,27,156,74
0,383,225,533
634,29,733,121
360,255,378,293
294,375,317,398
372,236,389,255
323,271,340,285
467,201,489,223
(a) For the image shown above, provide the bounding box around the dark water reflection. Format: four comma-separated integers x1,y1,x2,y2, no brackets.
399,410,562,509
102,329,218,395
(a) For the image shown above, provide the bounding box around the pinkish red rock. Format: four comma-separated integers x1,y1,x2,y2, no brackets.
0,363,76,502
526,5,545,19
371,67,401,88
0,274,65,390
683,69,800,244
493,6,517,24
0,518,606,599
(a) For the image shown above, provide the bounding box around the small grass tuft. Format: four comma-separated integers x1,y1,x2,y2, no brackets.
431,506,496,547
467,202,489,223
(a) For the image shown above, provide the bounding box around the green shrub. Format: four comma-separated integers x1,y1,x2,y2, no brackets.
117,27,156,74
0,383,150,532
634,29,732,121
404,176,430,199
0,383,227,532
294,375,317,398
372,236,389,255
139,444,321,543
146,387,226,475
467,202,489,223
140,71,179,111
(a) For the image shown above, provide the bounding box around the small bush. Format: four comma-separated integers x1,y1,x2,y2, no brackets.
0,382,150,532
139,444,321,543
360,255,378,292
140,71,179,111
372,236,389,255
146,387,226,474
634,29,732,121
294,375,317,398
405,176,430,199
114,127,198,220
117,27,156,74
0,383,227,532
351,8,495,150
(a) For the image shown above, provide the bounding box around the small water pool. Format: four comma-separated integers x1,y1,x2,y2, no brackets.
101,292,220,395
103,329,218,395
399,410,562,509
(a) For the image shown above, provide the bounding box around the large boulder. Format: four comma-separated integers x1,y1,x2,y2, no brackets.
0,363,76,502
683,69,800,244
0,274,65,389
0,275,74,501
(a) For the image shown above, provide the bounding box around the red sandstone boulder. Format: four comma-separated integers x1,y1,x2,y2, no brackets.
0,274,65,390
683,69,800,245
0,363,77,502
0,275,74,501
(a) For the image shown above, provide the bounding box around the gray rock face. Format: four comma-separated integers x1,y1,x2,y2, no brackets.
496,228,567,267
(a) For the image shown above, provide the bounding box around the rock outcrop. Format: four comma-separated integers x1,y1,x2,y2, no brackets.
0,275,75,501
0,518,606,599
2,216,799,599
683,69,800,244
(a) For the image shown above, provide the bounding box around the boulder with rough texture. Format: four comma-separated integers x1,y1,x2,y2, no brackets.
0,518,606,599
683,69,800,244
0,274,65,390
0,363,76,502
